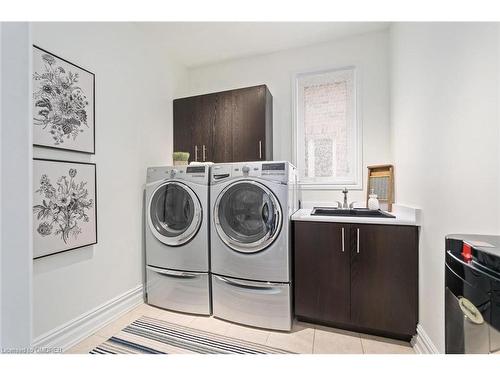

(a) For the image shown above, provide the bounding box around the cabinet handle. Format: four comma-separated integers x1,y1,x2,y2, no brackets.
341,227,345,252
194,145,198,162
356,228,360,254
259,140,262,159
202,145,206,161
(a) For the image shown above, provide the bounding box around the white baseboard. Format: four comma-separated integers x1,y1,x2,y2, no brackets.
32,284,144,352
413,324,440,354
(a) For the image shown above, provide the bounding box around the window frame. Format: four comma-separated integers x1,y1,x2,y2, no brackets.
292,66,362,190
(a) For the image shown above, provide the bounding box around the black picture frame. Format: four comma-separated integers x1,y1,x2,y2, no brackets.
32,45,96,155
33,158,98,260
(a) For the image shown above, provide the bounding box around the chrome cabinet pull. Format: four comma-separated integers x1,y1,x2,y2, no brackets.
341,227,345,252
259,140,262,159
194,145,198,162
202,145,206,161
357,228,360,254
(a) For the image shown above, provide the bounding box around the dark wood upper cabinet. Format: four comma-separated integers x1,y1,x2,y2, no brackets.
173,85,273,163
212,90,233,163
173,95,215,163
173,96,195,160
231,86,269,162
294,221,419,341
192,94,216,163
294,222,350,325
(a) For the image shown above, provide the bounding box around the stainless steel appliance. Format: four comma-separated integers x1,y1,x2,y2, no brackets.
210,161,298,331
145,165,210,315
445,234,500,354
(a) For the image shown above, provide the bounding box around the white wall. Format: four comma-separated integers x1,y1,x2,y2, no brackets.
187,30,391,204
0,22,33,350
31,23,187,339
390,23,499,352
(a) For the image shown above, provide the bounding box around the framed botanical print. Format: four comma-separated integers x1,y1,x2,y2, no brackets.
33,158,97,259
32,45,95,154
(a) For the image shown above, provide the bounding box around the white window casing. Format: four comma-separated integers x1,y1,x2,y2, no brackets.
293,67,362,190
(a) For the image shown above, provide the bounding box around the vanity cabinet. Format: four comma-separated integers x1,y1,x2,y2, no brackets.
294,222,350,325
294,221,418,340
173,85,273,163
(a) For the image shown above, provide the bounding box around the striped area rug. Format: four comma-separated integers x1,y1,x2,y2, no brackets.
90,316,292,354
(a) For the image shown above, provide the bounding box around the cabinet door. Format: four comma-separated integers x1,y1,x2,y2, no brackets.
173,95,215,163
173,97,196,161
212,91,233,163
350,224,418,336
232,86,267,162
294,222,350,324
192,95,215,163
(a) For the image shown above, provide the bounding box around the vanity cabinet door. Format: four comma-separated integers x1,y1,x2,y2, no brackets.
294,222,351,325
350,224,418,336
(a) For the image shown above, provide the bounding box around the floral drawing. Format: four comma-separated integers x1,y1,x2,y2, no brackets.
33,53,89,146
33,168,94,244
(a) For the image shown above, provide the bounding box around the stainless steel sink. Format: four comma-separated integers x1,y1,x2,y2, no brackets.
311,207,396,218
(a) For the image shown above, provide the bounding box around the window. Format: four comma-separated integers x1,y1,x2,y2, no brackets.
294,67,361,189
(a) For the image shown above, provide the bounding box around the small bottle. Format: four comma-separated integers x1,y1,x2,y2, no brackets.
368,188,379,210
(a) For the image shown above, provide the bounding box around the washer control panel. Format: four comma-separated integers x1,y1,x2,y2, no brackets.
232,164,261,178
261,162,286,175
211,162,290,183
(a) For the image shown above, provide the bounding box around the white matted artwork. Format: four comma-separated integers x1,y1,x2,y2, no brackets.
33,159,97,259
32,45,95,154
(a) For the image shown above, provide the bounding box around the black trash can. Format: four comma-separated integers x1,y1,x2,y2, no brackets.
445,234,500,354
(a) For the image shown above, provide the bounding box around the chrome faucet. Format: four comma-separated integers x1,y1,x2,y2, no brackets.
337,187,357,209
342,187,349,209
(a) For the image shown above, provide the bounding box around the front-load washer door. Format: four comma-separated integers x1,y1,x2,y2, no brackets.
148,181,202,247
214,180,282,253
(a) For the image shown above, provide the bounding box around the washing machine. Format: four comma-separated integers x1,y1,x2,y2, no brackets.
145,165,210,315
210,161,298,331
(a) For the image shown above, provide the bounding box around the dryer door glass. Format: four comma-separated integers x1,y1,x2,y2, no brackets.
215,181,282,253
149,182,201,246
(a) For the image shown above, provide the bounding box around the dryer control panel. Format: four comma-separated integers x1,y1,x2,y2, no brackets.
147,165,209,184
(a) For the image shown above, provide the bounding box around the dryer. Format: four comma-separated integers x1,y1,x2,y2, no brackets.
210,161,298,330
145,165,210,315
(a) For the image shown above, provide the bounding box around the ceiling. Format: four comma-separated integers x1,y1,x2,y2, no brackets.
137,22,390,68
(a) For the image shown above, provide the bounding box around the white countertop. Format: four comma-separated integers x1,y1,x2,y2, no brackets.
291,204,420,226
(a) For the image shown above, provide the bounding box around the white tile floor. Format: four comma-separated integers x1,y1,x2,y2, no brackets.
66,303,415,354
